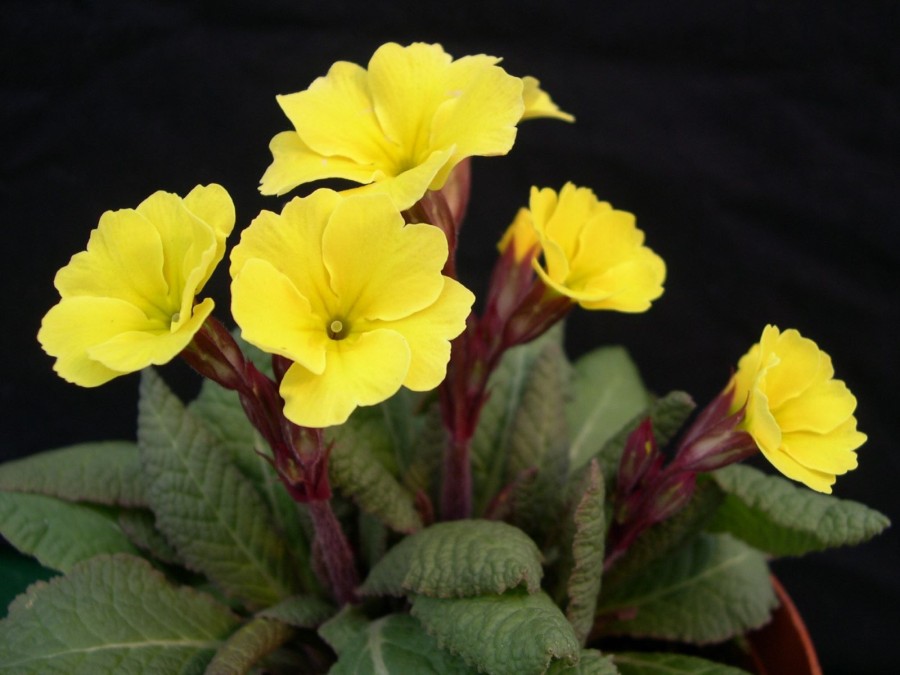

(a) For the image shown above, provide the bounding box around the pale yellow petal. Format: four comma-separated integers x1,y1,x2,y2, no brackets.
279,60,399,166
498,207,540,262
231,259,328,374
520,76,575,122
763,328,828,408
744,365,783,456
280,329,411,427
88,297,214,372
774,378,857,433
782,418,864,475
369,278,475,391
38,297,158,386
759,444,837,494
259,131,379,196
183,183,236,289
231,191,340,319
322,194,446,321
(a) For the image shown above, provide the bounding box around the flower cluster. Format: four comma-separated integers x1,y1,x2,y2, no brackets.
37,41,867,610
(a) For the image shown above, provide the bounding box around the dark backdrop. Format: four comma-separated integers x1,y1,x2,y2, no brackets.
2,2,897,672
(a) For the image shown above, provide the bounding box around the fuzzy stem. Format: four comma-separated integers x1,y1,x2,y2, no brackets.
307,499,359,605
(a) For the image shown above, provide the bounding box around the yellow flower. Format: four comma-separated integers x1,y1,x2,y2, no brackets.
730,325,866,493
259,42,572,210
230,189,475,428
38,185,235,387
503,183,666,312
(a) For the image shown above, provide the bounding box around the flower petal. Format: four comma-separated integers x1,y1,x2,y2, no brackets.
279,60,399,167
782,417,864,475
369,277,474,391
280,329,411,427
231,258,328,374
758,443,837,494
774,378,858,433
763,328,829,409
520,76,574,122
183,183,236,290
322,194,446,321
259,131,380,197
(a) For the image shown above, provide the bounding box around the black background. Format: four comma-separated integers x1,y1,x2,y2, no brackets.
2,1,898,672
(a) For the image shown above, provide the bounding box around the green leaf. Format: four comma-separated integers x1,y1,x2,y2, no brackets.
137,369,299,608
0,492,138,573
613,652,750,674
471,327,564,516
0,554,239,674
547,650,619,674
117,508,182,565
708,464,891,556
567,347,648,474
505,339,572,539
602,479,725,591
411,589,581,674
190,375,316,590
205,617,295,675
319,606,371,656
360,520,543,598
0,441,146,507
258,595,335,628
596,533,776,644
566,461,606,645
328,613,476,674
328,412,423,534
403,397,445,498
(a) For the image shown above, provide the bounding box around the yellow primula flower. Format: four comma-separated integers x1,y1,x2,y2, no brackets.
38,185,235,386
730,325,866,493
502,183,666,312
259,42,572,210
230,189,475,428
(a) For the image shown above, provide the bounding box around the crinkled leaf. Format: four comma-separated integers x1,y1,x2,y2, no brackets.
596,534,776,644
0,441,145,507
593,391,694,482
603,480,725,591
329,613,476,674
0,554,239,674
0,491,137,573
137,369,299,608
319,606,370,656
403,397,445,498
505,339,572,539
411,589,580,674
567,347,648,474
117,508,182,565
708,464,890,556
360,520,543,598
566,461,606,645
472,326,564,516
205,617,295,675
258,595,335,628
613,651,750,674
328,412,422,534
548,649,619,674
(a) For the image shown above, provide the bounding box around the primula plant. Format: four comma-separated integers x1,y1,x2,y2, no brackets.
0,42,889,675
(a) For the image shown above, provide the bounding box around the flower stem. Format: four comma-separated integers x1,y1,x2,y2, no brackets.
307,499,359,605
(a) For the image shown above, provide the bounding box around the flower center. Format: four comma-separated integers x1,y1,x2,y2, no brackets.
327,318,350,340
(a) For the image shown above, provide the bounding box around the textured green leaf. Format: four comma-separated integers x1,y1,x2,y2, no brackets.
319,606,371,656
329,413,423,534
360,520,543,598
603,480,725,591
0,492,137,573
566,461,606,645
471,327,564,516
567,347,648,474
258,595,335,628
708,464,890,556
596,534,776,644
403,398,445,498
505,339,572,538
412,589,580,674
547,650,619,674
117,508,182,565
613,652,749,674
0,441,145,507
329,613,476,674
137,369,299,608
205,617,295,675
0,554,239,674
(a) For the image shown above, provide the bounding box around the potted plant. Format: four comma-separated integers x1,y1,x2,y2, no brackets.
0,42,888,674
